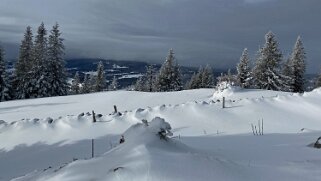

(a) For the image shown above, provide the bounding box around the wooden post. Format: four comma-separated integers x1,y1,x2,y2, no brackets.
92,110,96,123
261,119,264,135
91,139,94,158
113,105,118,114
222,97,225,108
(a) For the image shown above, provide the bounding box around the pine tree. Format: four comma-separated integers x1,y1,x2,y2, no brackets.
282,58,295,92
14,26,34,99
172,62,182,91
187,67,203,89
70,72,80,94
145,64,156,92
134,76,145,91
29,23,51,98
89,74,96,92
201,65,214,88
155,49,182,91
81,74,91,94
252,31,287,91
109,76,118,91
48,23,67,96
95,61,106,92
0,47,11,101
236,48,251,88
289,36,306,93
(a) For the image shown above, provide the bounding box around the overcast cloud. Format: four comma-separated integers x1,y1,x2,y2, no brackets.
0,0,320,73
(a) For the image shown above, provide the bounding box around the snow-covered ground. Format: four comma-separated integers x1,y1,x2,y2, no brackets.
1,87,321,180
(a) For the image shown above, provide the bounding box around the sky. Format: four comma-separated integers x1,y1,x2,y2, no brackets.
0,0,320,73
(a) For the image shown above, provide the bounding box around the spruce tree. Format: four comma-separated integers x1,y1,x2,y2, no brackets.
155,49,182,91
236,48,251,88
134,76,145,91
201,65,214,88
95,61,106,92
187,67,203,89
89,74,96,92
289,36,306,93
48,23,67,96
109,76,118,91
281,57,296,92
145,64,156,92
30,23,51,98
14,26,34,99
252,31,287,91
81,74,91,94
70,71,80,94
0,47,11,101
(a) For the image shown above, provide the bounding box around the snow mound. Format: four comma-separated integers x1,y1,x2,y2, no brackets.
213,82,241,99
123,117,173,144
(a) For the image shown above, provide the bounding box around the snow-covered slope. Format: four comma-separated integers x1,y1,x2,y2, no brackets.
1,88,321,181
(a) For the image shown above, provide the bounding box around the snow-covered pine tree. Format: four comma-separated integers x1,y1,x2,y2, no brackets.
95,61,106,92
282,58,295,92
109,76,118,91
89,74,96,92
236,48,251,88
172,62,183,91
29,23,51,98
70,72,80,94
0,46,11,101
201,65,214,88
187,72,198,89
134,76,145,91
14,26,34,99
154,49,182,92
81,74,91,94
47,23,68,96
289,36,306,93
252,31,287,91
145,64,156,92
187,67,203,89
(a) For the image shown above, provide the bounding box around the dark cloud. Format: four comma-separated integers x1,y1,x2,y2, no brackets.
0,0,320,73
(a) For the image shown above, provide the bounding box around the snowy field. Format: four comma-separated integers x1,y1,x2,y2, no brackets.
1,87,321,180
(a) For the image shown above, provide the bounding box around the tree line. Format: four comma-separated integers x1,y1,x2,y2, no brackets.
1,30,321,102
1,23,67,101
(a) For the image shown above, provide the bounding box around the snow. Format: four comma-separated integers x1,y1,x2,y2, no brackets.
1,87,321,181
118,74,143,79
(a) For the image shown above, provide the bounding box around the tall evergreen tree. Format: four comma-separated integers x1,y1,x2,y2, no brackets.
89,74,96,92
30,23,51,98
95,61,106,92
70,71,80,94
187,67,203,89
109,76,118,91
252,31,287,91
48,23,67,96
81,74,91,94
0,47,11,101
236,48,251,88
289,36,306,93
155,49,182,91
145,64,156,92
14,26,34,99
201,65,214,88
134,76,145,91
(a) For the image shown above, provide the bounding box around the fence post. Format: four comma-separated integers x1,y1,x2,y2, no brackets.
92,110,96,123
222,97,225,108
91,139,94,158
114,105,118,114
